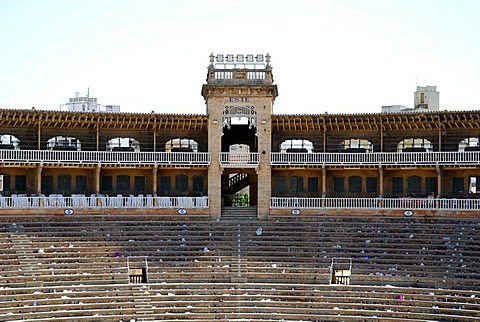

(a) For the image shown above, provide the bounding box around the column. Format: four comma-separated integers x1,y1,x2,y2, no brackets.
379,166,384,197
378,166,384,208
37,123,42,150
96,121,100,151
152,165,158,196
257,161,271,220
35,164,43,206
207,119,222,220
35,164,43,195
321,166,327,208
95,164,101,195
436,166,442,197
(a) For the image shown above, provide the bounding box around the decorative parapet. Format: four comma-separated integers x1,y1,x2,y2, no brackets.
206,53,274,85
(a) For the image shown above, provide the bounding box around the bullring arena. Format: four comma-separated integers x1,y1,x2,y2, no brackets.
0,53,479,321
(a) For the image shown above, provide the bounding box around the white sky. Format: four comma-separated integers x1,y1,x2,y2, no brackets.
1,0,479,115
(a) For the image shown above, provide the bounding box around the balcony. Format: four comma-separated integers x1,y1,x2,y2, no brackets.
271,197,480,211
220,152,259,168
0,194,209,209
0,150,210,166
270,151,480,166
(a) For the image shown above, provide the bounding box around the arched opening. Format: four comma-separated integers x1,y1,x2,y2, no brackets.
221,121,257,153
47,136,81,151
280,139,313,153
107,137,140,152
0,134,20,150
339,139,373,153
397,138,432,152
459,137,480,152
165,138,198,152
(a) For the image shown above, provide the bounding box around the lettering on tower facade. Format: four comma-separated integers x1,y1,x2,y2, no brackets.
229,97,249,102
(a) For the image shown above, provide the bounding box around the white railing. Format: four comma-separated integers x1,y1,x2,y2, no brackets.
247,71,265,79
215,71,233,79
270,151,480,166
0,195,209,209
220,152,260,167
270,197,480,211
0,150,210,165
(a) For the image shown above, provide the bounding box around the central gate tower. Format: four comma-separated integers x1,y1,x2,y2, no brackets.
201,53,278,219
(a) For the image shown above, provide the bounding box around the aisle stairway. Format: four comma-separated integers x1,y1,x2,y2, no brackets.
133,285,155,321
221,206,257,220
9,223,44,288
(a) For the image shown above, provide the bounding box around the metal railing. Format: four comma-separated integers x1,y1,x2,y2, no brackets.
270,197,480,211
270,151,480,166
0,195,209,209
0,150,210,165
220,152,260,167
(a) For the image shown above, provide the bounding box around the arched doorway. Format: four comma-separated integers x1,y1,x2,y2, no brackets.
397,138,432,152
47,136,81,151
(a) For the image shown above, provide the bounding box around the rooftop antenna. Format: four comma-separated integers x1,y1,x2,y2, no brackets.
87,87,90,98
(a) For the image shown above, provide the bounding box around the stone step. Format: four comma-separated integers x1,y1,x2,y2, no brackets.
10,235,28,238
231,264,247,269
25,281,43,288
133,298,151,302
231,276,247,283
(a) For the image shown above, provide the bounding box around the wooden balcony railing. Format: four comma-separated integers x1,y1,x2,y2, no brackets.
220,152,259,168
270,151,480,166
0,150,210,165
271,197,480,211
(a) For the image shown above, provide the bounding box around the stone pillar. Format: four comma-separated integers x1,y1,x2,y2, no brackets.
256,161,271,220
207,116,222,220
256,106,272,219
208,163,222,220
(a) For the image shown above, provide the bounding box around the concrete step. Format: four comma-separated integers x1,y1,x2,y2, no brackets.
133,298,151,302
221,207,258,220
231,276,248,283
25,281,43,288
